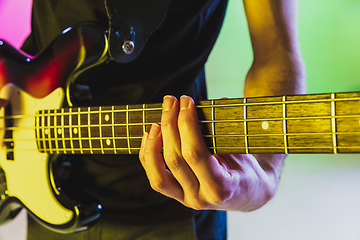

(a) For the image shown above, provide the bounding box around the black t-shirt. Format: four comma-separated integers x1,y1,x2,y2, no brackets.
24,0,229,239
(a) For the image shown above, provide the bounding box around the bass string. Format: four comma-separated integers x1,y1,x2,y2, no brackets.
6,145,360,154
1,94,360,120
3,130,360,145
2,113,360,131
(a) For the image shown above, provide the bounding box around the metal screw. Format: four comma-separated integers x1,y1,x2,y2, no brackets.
122,41,134,54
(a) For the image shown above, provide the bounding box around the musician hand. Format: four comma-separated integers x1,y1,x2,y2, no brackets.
139,95,284,211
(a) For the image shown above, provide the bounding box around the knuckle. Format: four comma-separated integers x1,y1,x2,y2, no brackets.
188,198,211,210
181,149,202,165
164,155,182,171
178,115,193,129
211,188,233,204
149,178,166,193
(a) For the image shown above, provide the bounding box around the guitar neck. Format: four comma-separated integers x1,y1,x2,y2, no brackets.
35,92,360,155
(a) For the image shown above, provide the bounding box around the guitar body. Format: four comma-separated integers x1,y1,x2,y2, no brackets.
0,23,109,233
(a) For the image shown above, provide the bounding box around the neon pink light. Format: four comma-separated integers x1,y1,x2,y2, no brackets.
0,0,32,49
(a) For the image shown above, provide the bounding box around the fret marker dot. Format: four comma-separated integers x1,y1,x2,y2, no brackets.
73,128,78,134
262,121,269,130
58,128,62,135
106,139,111,146
105,114,110,121
45,129,49,135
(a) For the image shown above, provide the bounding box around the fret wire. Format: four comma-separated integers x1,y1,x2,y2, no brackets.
61,108,66,154
99,107,104,154
126,105,131,154
47,110,53,154
142,104,146,134
87,107,93,154
283,96,288,154
78,108,83,154
111,106,117,154
243,98,249,154
35,112,41,152
211,100,217,154
331,93,338,154
41,110,47,154
69,108,74,154
54,109,59,154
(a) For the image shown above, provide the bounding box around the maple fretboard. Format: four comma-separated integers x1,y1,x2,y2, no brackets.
34,92,360,154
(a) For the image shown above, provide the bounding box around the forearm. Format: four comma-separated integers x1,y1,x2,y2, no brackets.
243,0,306,97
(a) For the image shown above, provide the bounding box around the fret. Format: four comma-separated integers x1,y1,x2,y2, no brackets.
283,96,288,154
68,108,74,154
142,104,146,134
77,108,83,154
47,110,54,154
61,108,66,154
243,98,249,154
87,107,93,154
41,110,47,153
211,100,217,154
111,106,117,154
54,109,59,153
331,93,337,153
98,107,104,154
35,112,41,152
126,105,131,154
286,94,333,153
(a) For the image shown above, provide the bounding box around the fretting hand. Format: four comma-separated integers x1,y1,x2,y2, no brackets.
139,95,284,211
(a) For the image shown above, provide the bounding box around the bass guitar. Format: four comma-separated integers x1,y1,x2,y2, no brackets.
0,23,360,234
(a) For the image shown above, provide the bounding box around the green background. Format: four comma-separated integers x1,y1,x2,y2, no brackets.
206,1,360,239
206,0,360,98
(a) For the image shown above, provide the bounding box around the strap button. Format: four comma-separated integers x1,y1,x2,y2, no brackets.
122,40,134,54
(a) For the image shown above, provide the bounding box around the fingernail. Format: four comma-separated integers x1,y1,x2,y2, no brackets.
149,123,161,139
180,95,193,110
163,95,176,112
141,132,148,146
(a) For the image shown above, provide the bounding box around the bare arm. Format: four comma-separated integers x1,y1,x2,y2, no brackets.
243,0,306,97
139,0,306,212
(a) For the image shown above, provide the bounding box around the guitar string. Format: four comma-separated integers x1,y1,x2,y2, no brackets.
5,145,360,154
1,112,360,143
1,94,360,121
1,113,360,133
2,96,360,145
0,111,360,131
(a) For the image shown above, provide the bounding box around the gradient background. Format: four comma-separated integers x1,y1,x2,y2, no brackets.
0,0,360,239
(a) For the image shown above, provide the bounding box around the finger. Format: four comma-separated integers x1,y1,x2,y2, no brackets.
139,132,149,166
161,96,200,198
178,96,222,183
140,123,184,200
